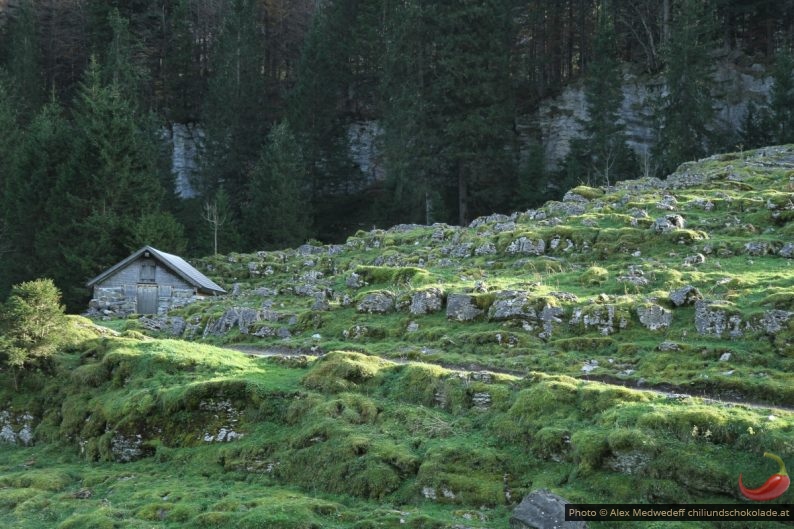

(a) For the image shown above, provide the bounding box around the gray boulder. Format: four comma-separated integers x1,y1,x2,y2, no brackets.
636,304,673,331
507,237,546,256
446,294,483,322
651,214,686,233
409,288,445,315
745,241,770,256
669,285,702,307
346,272,365,289
779,242,794,258
759,310,793,334
695,300,743,338
509,490,588,529
488,291,537,321
356,292,395,314
475,242,497,256
683,253,706,266
204,307,260,336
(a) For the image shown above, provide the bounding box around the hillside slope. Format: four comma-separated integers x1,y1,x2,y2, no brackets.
1,145,793,529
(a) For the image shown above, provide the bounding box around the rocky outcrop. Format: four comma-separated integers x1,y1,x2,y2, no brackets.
488,291,537,321
409,288,445,315
509,490,588,529
506,237,546,256
636,304,673,331
669,285,702,307
446,294,484,322
357,292,395,314
204,307,261,336
0,410,34,446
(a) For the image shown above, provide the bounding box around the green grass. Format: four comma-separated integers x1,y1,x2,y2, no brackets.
7,146,794,528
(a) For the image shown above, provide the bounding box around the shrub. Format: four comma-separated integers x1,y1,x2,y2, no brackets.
0,279,67,388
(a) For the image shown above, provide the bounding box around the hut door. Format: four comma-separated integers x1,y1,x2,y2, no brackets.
136,285,158,314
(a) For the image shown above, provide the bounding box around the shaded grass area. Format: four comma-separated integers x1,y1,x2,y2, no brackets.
2,336,793,529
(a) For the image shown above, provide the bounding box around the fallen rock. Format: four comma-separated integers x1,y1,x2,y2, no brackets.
507,237,546,256
636,304,673,330
446,294,484,322
488,291,537,321
204,307,260,336
669,285,702,307
409,288,445,315
652,214,686,233
744,241,770,256
509,490,588,529
356,292,395,314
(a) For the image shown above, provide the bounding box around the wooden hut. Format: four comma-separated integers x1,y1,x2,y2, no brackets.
86,246,225,316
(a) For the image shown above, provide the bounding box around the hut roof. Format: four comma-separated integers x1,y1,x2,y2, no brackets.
86,246,226,295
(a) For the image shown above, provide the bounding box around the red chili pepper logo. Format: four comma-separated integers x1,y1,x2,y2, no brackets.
738,452,790,501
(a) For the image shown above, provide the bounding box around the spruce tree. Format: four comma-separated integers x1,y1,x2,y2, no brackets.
1,0,43,114
380,0,515,226
654,0,717,176
769,49,794,144
1,100,70,290
244,122,313,250
37,58,175,309
200,0,267,203
570,10,635,186
288,1,359,200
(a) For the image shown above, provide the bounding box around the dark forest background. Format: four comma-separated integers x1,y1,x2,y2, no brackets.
1,0,793,309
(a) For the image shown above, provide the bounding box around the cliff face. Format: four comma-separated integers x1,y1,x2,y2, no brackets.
528,52,772,170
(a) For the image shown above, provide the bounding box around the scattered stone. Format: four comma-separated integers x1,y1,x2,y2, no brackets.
652,214,686,233
406,321,420,333
719,352,731,362
474,242,497,256
509,490,588,529
471,392,492,409
605,450,652,475
346,272,365,288
506,237,546,256
539,305,564,340
694,300,739,338
759,310,793,334
690,198,715,210
745,241,770,256
669,285,702,307
549,291,579,303
446,294,484,322
658,341,681,351
111,433,144,462
409,288,445,315
581,360,598,374
636,304,673,331
356,292,395,314
683,253,706,266
488,291,537,321
449,243,474,258
312,293,330,311
204,307,260,336
300,270,324,284
617,265,649,286
656,194,678,210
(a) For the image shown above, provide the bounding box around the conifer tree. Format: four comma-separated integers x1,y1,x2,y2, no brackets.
769,49,794,145
1,0,43,114
37,58,175,309
244,122,313,250
288,1,359,200
380,0,515,225
569,10,635,186
654,0,717,176
200,0,267,203
1,100,70,290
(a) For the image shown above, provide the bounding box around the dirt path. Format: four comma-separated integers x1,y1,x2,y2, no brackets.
225,345,794,414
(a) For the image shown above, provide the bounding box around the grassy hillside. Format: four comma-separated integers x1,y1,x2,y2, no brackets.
2,146,794,528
